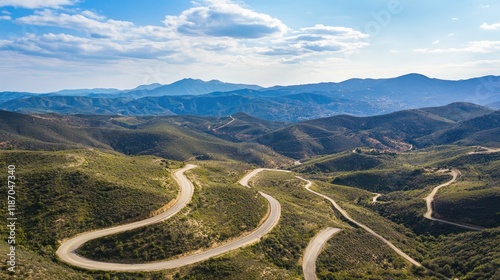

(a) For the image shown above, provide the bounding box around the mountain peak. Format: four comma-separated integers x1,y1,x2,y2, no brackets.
396,73,431,80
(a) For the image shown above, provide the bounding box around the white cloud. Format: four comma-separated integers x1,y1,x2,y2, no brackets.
260,24,368,56
16,10,136,40
0,14,10,20
480,22,500,30
415,41,500,54
432,40,440,45
451,17,459,21
80,10,106,21
1,32,180,60
0,0,78,9
2,1,368,64
164,0,287,38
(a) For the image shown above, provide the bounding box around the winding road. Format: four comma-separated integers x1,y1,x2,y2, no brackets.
238,168,291,187
302,227,342,280
297,176,422,267
372,193,382,203
423,169,484,231
214,115,236,130
56,164,282,272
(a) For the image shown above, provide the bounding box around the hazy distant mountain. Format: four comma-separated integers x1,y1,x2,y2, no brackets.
0,93,378,121
488,101,500,109
2,74,500,121
116,78,263,99
50,88,121,96
0,92,35,103
0,96,133,115
266,73,500,108
126,83,163,92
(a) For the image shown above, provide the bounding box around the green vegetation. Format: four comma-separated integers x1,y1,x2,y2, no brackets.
0,111,292,167
78,162,268,263
249,172,345,272
415,110,500,148
292,152,389,173
434,188,500,228
0,240,91,280
176,250,293,280
0,103,498,279
316,229,416,279
0,149,179,276
421,228,500,280
312,182,426,262
331,169,450,193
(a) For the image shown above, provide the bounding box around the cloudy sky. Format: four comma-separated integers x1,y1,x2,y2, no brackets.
0,0,499,92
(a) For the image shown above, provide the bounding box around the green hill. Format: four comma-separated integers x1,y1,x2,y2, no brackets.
418,102,493,122
256,108,455,159
415,110,500,148
434,188,500,228
292,152,390,173
0,111,292,167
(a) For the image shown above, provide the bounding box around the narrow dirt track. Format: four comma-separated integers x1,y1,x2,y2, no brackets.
56,164,282,272
423,169,484,231
372,193,382,203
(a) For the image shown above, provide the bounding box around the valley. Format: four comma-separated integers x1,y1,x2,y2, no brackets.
0,102,498,280
1,0,499,278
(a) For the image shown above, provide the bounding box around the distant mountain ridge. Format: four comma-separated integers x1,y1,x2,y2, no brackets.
1,74,500,121
0,103,497,161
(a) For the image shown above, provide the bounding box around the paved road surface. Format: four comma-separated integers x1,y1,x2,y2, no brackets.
302,227,341,280
238,168,291,188
297,176,422,267
56,164,282,271
424,169,484,231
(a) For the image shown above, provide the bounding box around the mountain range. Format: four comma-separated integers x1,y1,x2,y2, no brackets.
1,102,497,161
1,74,500,122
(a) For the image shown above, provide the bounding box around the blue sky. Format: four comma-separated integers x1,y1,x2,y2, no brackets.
0,0,499,92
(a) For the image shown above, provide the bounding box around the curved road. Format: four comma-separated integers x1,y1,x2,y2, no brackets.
302,227,341,280
297,176,422,267
372,193,382,203
238,168,291,188
56,164,282,271
214,115,236,130
423,169,484,231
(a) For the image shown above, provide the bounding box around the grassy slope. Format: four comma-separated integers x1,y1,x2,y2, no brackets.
422,228,500,280
0,150,180,279
331,169,450,193
296,146,499,279
317,230,417,280
0,241,91,280
310,182,425,279
291,152,390,174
